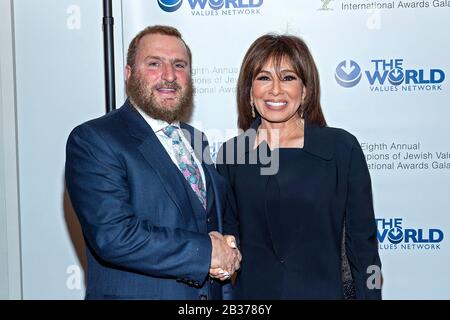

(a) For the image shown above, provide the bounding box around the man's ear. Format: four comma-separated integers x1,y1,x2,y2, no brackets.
125,65,132,81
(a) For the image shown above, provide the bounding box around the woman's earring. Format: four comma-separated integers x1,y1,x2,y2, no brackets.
251,102,256,118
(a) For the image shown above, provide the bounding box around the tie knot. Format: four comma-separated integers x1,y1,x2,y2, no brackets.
162,125,179,139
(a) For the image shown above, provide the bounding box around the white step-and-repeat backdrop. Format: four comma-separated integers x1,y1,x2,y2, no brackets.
121,0,450,299
15,0,449,299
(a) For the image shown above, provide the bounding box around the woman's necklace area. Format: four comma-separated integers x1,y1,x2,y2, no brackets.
257,118,304,149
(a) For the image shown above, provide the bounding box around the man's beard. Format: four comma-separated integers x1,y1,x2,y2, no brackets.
126,70,194,123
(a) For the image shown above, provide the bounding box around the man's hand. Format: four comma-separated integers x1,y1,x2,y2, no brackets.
209,232,241,281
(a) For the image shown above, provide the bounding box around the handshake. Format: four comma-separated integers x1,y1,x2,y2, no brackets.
209,231,242,281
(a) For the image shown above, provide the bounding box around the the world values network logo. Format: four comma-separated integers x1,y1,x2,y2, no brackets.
377,218,444,251
157,0,264,16
335,58,446,92
158,0,183,12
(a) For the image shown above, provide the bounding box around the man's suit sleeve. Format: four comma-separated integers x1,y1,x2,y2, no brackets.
344,136,382,299
65,124,211,284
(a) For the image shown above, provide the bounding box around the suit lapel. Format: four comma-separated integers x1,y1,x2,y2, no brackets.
138,138,193,218
120,102,192,220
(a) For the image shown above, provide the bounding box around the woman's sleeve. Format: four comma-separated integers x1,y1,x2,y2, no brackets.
345,137,382,299
216,142,240,242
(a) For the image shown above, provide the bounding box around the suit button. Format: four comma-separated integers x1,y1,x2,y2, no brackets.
207,218,211,223
280,258,285,264
199,294,208,300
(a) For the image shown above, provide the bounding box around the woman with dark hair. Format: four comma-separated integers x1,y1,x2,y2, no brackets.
216,34,381,299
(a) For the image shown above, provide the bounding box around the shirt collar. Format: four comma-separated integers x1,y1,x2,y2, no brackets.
134,105,180,133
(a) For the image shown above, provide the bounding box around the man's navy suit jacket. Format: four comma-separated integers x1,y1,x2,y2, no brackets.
65,100,235,299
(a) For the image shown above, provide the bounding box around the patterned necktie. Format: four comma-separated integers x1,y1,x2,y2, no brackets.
162,125,207,210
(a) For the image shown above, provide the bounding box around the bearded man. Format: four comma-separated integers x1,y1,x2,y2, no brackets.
65,25,240,300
